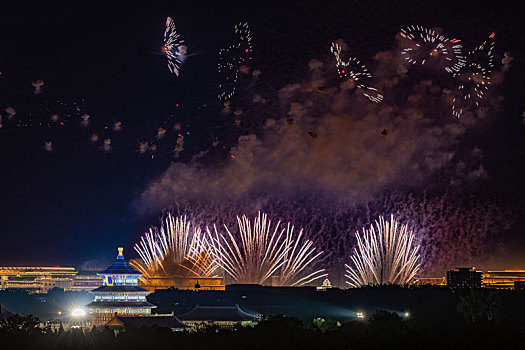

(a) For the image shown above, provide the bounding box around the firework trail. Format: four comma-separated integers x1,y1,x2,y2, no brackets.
330,42,383,103
163,17,186,76
206,212,324,286
399,25,466,74
345,215,420,287
218,22,253,101
132,214,218,279
451,33,495,118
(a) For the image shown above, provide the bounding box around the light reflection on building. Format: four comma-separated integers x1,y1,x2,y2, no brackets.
0,267,103,293
85,248,155,326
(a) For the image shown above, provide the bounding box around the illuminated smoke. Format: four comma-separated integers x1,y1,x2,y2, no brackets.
32,80,45,94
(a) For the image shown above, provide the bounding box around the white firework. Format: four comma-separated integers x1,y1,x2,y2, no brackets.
399,25,466,73
206,212,324,286
217,22,253,101
330,42,383,103
345,215,420,288
162,17,186,76
133,214,218,278
451,32,495,118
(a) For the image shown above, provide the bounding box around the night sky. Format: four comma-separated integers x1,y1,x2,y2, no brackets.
0,1,523,271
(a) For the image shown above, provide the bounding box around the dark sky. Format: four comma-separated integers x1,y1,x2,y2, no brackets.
0,1,523,268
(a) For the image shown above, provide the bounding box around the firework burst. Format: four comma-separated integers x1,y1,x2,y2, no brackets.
162,17,186,76
330,42,383,103
132,214,218,279
206,212,324,286
345,215,420,288
217,22,253,101
399,25,465,73
451,33,495,117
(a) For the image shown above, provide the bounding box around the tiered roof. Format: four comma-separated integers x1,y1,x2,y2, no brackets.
98,247,142,276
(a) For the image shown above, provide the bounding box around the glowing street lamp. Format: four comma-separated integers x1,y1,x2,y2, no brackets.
71,308,86,317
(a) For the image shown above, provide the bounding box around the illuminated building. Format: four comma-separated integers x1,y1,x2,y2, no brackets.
0,267,103,293
105,314,189,333
482,270,525,289
70,270,104,291
0,266,77,293
137,275,225,292
86,248,155,326
176,304,261,329
128,259,225,292
316,277,333,291
446,267,482,288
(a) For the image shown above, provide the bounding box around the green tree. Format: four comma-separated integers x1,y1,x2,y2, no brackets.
312,317,341,332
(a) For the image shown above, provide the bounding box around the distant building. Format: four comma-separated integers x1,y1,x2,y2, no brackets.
446,267,483,288
128,258,225,292
514,281,525,291
316,277,333,291
70,270,104,292
137,275,225,292
483,270,525,289
0,266,77,293
176,304,261,329
85,248,156,326
105,313,189,333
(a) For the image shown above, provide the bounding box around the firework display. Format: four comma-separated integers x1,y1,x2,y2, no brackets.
217,22,253,101
345,215,420,287
161,192,518,286
0,6,519,293
206,212,324,286
133,214,218,279
451,33,496,118
330,42,383,103
163,17,187,76
399,25,466,73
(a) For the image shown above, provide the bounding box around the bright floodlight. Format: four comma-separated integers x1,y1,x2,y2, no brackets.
71,308,86,317
404,312,410,318
356,312,364,319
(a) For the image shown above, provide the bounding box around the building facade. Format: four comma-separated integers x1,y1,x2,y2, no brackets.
176,304,261,329
483,270,525,289
0,266,77,293
85,248,155,326
446,267,483,288
0,267,103,293
69,270,104,292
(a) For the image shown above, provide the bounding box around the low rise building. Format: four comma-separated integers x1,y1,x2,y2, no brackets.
483,270,525,289
0,266,77,293
105,313,189,333
446,267,483,288
70,270,104,292
176,304,261,329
